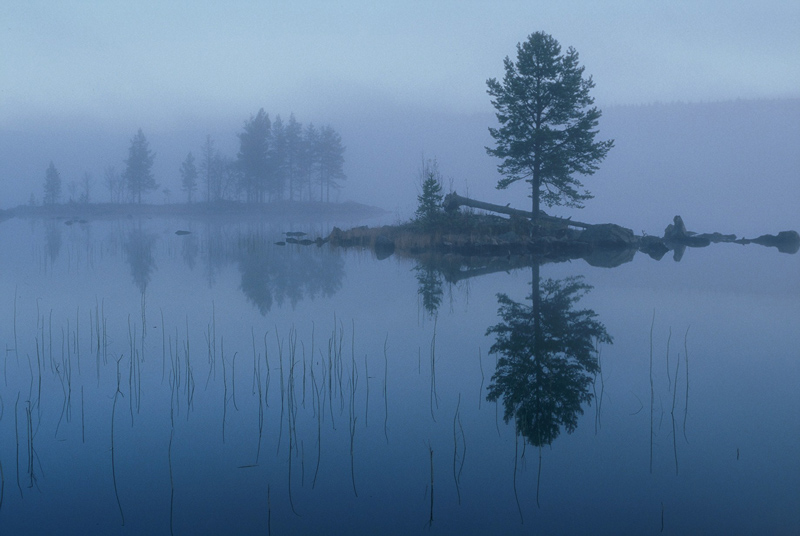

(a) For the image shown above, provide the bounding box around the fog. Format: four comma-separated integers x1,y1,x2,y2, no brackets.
2,98,798,237
2,1,799,236
2,5,800,532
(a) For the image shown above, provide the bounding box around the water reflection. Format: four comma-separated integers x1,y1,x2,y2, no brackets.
44,219,62,265
123,226,157,294
236,233,344,314
413,253,613,446
180,231,199,270
39,220,345,314
3,217,797,534
486,266,612,447
414,264,444,316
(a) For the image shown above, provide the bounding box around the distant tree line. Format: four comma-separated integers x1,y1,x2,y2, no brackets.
39,110,346,206
194,109,346,204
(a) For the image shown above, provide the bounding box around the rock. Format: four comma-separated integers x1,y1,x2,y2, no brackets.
374,235,395,260
496,231,520,243
579,223,637,248
672,244,687,262
175,230,191,235
663,215,688,240
678,235,711,247
582,247,637,268
663,215,710,247
695,232,736,243
639,235,669,260
750,230,800,254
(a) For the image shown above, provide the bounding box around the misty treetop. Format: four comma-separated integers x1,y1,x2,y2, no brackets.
180,152,198,203
123,128,157,203
487,31,613,217
36,112,346,206
236,109,346,204
238,109,271,203
43,161,62,205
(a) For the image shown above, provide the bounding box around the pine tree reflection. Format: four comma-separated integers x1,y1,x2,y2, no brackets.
181,232,199,270
486,266,611,447
44,219,62,265
123,226,157,294
414,265,444,316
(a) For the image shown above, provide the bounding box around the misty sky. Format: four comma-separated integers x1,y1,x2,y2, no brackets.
2,1,799,231
3,0,799,126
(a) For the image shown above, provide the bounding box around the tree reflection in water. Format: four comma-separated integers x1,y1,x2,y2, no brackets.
486,266,612,447
414,265,444,317
123,226,157,295
44,219,62,266
237,234,344,315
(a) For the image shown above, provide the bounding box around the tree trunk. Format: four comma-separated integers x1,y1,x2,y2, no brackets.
442,192,592,229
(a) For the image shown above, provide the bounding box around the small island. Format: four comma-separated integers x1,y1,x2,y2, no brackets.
328,32,799,266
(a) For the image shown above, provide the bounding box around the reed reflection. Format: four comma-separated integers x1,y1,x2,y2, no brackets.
486,265,611,447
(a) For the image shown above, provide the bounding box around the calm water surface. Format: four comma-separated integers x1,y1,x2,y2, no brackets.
0,216,798,535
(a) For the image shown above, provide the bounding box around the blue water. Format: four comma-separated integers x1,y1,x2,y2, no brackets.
0,216,798,535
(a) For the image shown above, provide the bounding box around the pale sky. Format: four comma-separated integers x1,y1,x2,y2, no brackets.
2,0,799,127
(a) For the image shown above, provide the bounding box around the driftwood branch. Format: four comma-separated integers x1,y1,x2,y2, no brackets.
442,192,592,229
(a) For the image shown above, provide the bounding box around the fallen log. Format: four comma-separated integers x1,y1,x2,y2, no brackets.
442,192,592,229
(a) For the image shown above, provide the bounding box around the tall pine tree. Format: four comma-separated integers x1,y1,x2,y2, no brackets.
180,152,198,203
123,129,157,203
486,32,613,219
43,161,62,205
237,109,271,203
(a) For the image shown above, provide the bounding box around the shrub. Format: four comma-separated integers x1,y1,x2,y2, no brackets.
415,158,444,228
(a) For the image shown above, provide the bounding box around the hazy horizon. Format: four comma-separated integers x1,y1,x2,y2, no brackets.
2,1,799,235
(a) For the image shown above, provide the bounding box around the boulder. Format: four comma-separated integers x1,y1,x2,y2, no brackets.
374,235,395,260
579,223,637,248
582,247,637,268
750,230,800,254
663,215,688,240
695,232,737,243
639,235,669,260
663,215,710,247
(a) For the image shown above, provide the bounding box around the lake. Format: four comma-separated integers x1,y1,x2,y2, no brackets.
1,215,798,535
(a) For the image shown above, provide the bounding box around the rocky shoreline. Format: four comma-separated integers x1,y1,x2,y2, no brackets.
327,214,799,267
